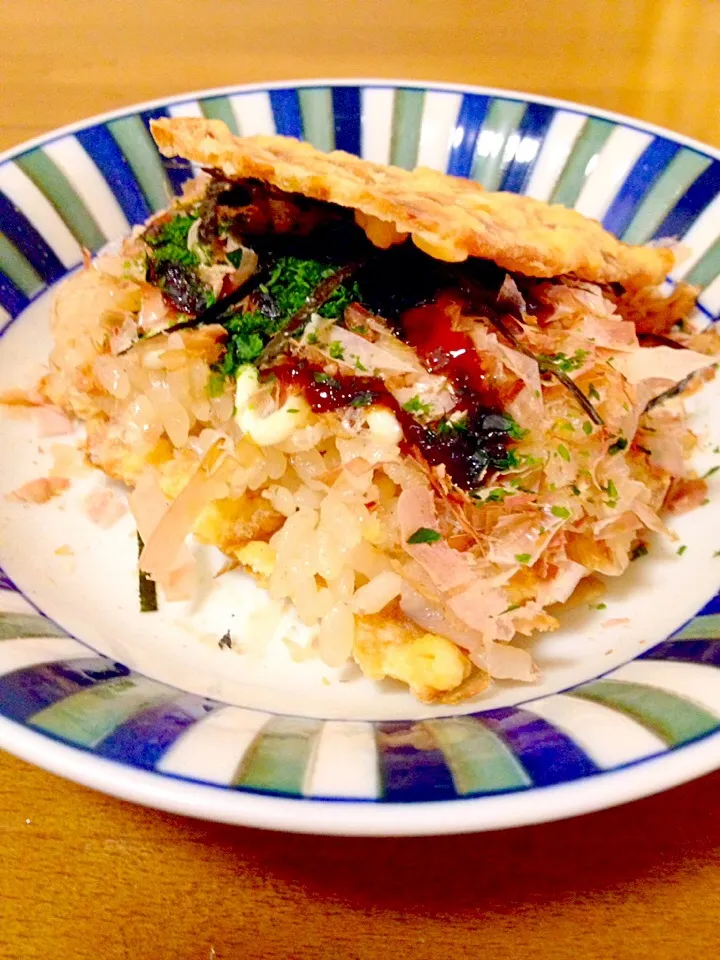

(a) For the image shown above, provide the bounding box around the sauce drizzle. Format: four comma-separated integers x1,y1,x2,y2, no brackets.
271,296,519,489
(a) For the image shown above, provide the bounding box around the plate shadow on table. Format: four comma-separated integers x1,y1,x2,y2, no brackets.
156,770,720,916
6,754,720,957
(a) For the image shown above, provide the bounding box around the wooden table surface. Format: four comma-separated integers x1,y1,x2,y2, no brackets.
1,1,720,957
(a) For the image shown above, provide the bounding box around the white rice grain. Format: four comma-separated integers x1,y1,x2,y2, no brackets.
318,602,355,667
351,571,403,614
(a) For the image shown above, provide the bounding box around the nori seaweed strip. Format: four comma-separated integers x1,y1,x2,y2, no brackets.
637,333,706,411
638,332,688,350
117,267,268,355
137,532,158,613
258,260,365,365
644,373,696,412
460,274,605,426
489,311,605,426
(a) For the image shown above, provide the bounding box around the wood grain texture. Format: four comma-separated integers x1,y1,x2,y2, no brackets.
0,0,719,152
1,750,720,959
1,1,720,956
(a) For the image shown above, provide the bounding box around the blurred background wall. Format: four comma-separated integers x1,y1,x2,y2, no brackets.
2,0,718,152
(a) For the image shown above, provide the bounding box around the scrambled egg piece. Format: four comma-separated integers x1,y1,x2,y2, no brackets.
233,540,276,577
85,419,173,484
354,612,474,702
193,496,283,551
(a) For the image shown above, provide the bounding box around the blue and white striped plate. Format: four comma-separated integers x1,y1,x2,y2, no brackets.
0,80,719,835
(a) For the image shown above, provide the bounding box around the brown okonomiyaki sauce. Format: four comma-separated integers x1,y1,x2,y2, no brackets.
270,296,520,490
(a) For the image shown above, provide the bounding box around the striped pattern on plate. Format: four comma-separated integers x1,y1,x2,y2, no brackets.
1,580,719,802
1,83,719,327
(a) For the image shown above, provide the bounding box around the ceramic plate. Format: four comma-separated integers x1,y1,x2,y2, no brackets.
1,80,719,836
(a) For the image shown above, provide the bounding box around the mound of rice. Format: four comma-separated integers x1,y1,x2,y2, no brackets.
33,159,719,703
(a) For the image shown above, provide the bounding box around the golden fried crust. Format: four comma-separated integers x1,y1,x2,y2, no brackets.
151,117,673,287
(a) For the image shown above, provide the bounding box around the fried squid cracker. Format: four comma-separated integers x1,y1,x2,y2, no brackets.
151,117,673,287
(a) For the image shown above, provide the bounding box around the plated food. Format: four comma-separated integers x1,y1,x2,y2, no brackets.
37,117,717,704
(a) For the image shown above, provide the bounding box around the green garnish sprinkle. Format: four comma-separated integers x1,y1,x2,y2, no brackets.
539,349,588,373
515,553,532,565
583,421,593,435
482,489,511,502
557,443,571,462
266,256,359,321
216,255,360,378
551,505,571,519
402,395,433,417
215,312,270,374
144,214,200,268
328,341,345,360
434,416,469,435
677,545,687,556
507,418,529,441
407,527,442,545
314,372,341,388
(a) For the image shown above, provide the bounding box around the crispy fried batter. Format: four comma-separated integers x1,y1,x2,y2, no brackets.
151,117,673,287
353,609,486,703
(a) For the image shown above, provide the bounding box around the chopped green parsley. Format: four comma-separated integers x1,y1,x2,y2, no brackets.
314,371,341,388
402,395,433,417
144,214,200,268
265,256,360,322
507,418,529,441
476,488,511,502
217,255,360,378
434,416,469,435
539,349,588,373
407,527,442,545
